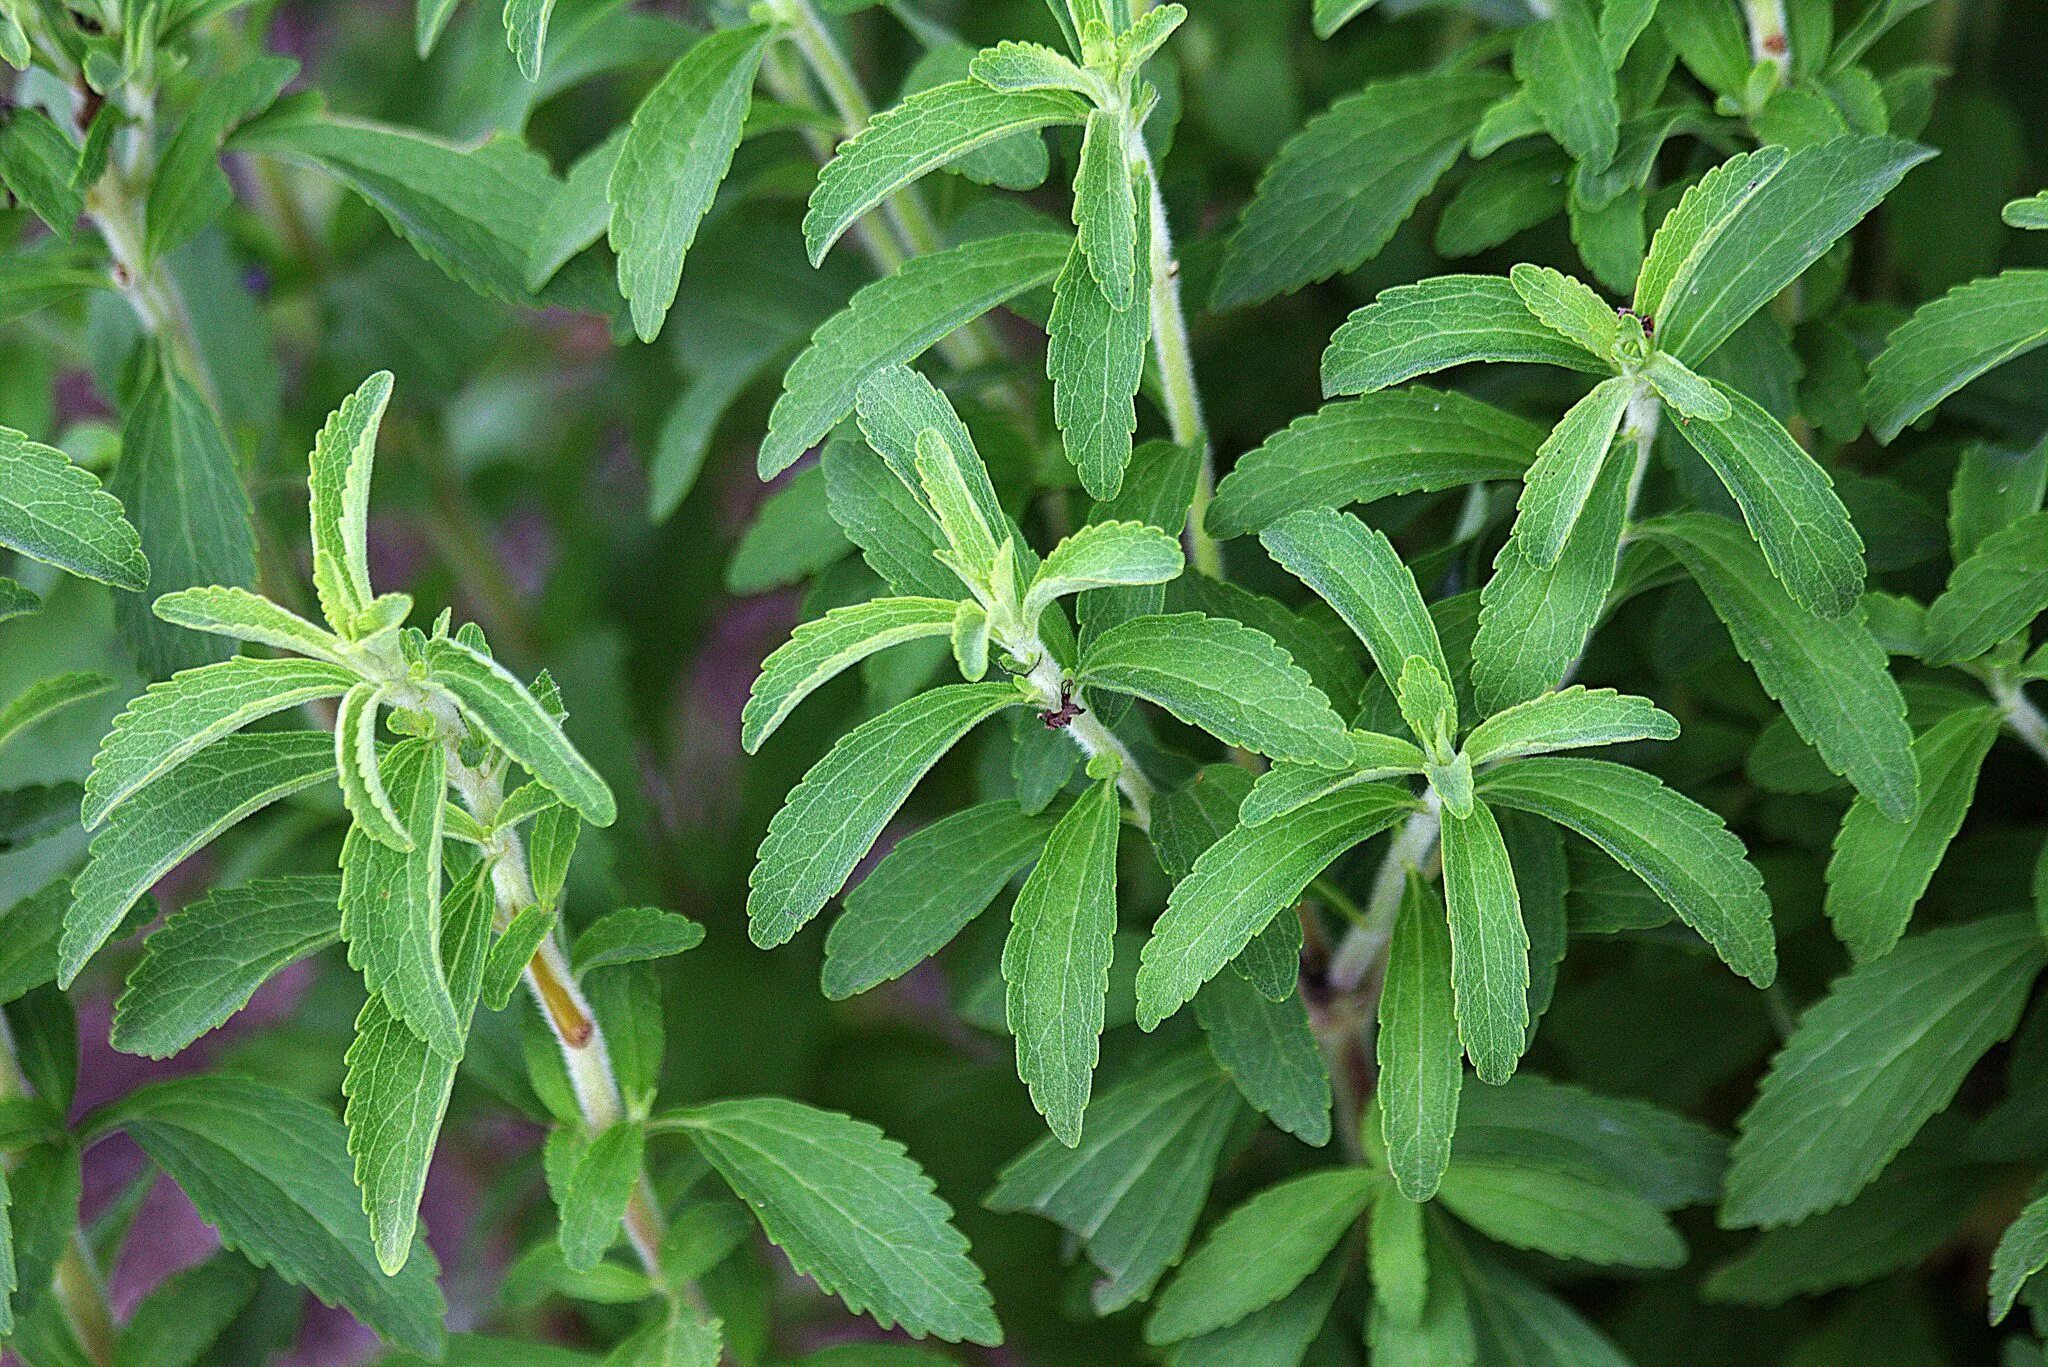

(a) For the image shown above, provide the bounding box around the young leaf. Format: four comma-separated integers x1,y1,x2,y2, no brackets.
1379,872,1463,1201
1825,706,2002,962
1024,520,1182,623
1211,73,1511,310
968,39,1096,94
1512,0,1620,172
1635,135,1934,365
805,82,1087,268
1440,800,1529,1084
1508,263,1620,359
1921,511,2048,665
339,738,460,1059
1671,379,1866,618
1462,686,1679,765
1513,376,1636,566
335,682,412,852
742,597,960,753
1143,1166,1376,1344
503,0,557,79
1866,271,2048,441
1323,275,1609,397
152,585,353,665
749,683,1021,948
660,1098,1001,1344
94,1075,445,1356
1137,783,1415,1028
1637,514,1916,820
1048,176,1153,500
1240,732,1427,826
425,636,615,826
571,907,705,976
1207,388,1544,539
986,1050,1241,1314
1478,757,1776,986
1077,612,1352,767
1193,968,1331,1147
1072,108,1139,308
761,231,1071,478
305,371,392,635
1004,775,1120,1145
0,430,148,590
607,25,772,342
63,731,334,988
1261,507,1452,699
1723,915,2047,1228
1641,351,1730,420
111,876,341,1059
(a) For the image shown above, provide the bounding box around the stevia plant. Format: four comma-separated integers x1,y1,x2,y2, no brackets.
2,0,2047,1362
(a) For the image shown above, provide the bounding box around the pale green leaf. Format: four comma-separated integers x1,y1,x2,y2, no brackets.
1025,520,1181,624
749,683,1021,948
659,1098,1000,1343
1462,686,1678,765
608,25,772,342
1322,275,1609,397
1004,776,1120,1145
742,597,959,753
1378,871,1462,1201
1048,199,1152,499
335,682,411,851
0,429,148,590
305,371,391,633
63,731,333,988
1992,1186,2048,1323
503,0,556,80
152,585,353,665
1240,731,1427,826
968,40,1095,94
1478,757,1775,986
1508,263,1619,359
1723,915,2047,1227
1641,350,1730,420
558,1122,646,1271
1077,612,1352,766
2004,191,2048,229
1072,107,1138,308
426,636,615,826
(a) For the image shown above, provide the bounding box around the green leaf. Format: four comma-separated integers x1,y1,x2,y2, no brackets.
661,1098,1000,1344
1641,350,1730,420
111,875,340,1059
112,1252,256,1367
605,1307,721,1366
986,1050,1241,1314
1379,872,1462,1201
968,39,1095,93
1434,1158,1684,1268
1211,73,1510,310
1078,612,1351,766
1208,388,1544,539
1478,757,1775,986
305,371,390,633
1922,511,2048,665
0,428,148,590
824,800,1051,999
1167,1253,1346,1367
1826,706,2001,962
84,656,354,830
152,585,352,664
761,231,1070,478
1637,513,1915,820
1992,1186,2048,1324
1456,1074,1727,1211
1194,968,1331,1146
1512,0,1620,172
1462,686,1678,765
1048,191,1153,499
1670,378,1865,617
1440,800,1528,1084
1025,521,1181,623
1322,275,1608,397
805,81,1086,269
2004,191,2048,229
571,907,704,976
63,731,333,988
1004,776,1119,1145
503,0,557,79
1072,107,1139,308
1508,263,1619,359
94,1074,444,1355
344,860,492,1273
1512,376,1636,566
336,682,412,851
0,106,82,238
1312,0,1381,37
608,25,772,342
340,737,461,1059
749,683,1021,948
742,597,959,753
482,904,554,1012
1261,507,1452,704
0,670,113,751
1143,1166,1376,1344
1137,783,1414,1028
1240,732,1427,826
1634,135,1933,365
144,56,297,264
1471,441,1631,716
112,363,258,678
1723,915,2047,1228
425,636,615,826
558,1122,646,1271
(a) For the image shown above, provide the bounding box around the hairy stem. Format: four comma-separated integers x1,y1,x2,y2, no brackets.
0,1017,118,1366
1743,0,1792,88
1020,652,1155,827
1989,673,2048,766
1328,796,1441,994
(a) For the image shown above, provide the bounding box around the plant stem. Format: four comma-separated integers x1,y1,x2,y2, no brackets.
1328,796,1441,994
1020,652,1154,827
0,1017,118,1366
421,694,670,1279
1743,0,1792,88
1989,673,2048,766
